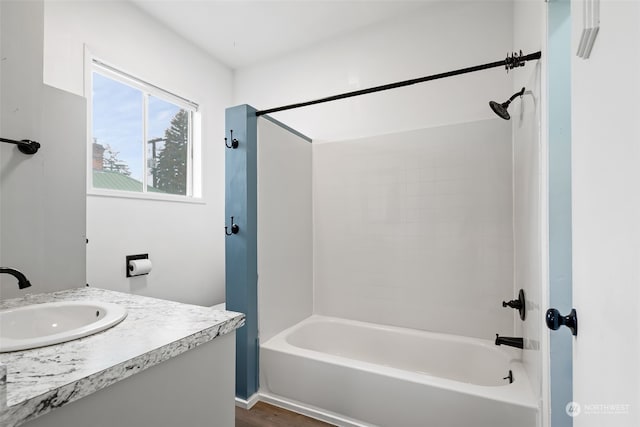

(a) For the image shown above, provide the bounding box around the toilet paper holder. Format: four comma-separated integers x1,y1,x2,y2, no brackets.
126,253,150,277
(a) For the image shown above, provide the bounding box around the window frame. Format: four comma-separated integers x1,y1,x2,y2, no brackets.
85,50,203,203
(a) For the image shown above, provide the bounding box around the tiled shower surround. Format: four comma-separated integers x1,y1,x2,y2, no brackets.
313,119,514,339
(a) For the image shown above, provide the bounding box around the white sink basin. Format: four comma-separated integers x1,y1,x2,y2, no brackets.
0,301,127,352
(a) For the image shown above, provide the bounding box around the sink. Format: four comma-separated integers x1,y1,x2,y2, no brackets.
0,301,127,352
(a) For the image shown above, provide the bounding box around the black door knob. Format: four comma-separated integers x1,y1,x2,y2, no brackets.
545,308,578,336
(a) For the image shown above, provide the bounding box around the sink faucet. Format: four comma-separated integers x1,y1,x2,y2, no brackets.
0,267,32,289
495,334,523,349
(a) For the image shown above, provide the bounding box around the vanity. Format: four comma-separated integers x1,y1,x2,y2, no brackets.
0,288,244,427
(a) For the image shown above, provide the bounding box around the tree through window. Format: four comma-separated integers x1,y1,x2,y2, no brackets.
90,61,198,198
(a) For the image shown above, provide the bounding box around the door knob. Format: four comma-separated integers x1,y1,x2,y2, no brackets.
545,308,578,336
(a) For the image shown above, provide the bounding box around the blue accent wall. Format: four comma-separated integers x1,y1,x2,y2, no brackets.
225,105,259,400
548,1,573,425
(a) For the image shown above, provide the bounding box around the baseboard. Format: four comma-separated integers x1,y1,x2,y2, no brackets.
235,393,259,410
258,392,372,427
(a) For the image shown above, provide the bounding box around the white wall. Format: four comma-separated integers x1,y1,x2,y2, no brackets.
257,118,313,343
1,0,86,300
43,1,233,305
512,0,546,422
314,120,514,338
234,1,514,142
0,0,3,274
571,2,640,426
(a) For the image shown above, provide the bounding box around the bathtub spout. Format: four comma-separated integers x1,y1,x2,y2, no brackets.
494,334,523,349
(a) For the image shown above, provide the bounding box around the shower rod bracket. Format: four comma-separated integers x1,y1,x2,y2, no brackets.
505,50,530,72
225,129,239,149
0,137,41,155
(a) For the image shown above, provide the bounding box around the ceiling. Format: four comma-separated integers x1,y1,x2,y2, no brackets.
130,1,431,69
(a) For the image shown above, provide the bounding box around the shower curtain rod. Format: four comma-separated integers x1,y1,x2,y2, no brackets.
255,50,542,117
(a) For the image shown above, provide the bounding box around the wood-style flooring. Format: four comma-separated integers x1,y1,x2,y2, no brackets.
236,402,336,427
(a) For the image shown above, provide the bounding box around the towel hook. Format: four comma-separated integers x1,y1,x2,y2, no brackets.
0,137,41,155
225,216,239,236
225,130,239,149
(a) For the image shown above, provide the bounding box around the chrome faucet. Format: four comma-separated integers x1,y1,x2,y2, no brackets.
495,334,523,349
0,267,32,289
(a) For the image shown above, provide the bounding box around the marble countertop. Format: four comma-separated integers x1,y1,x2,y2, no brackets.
0,288,244,427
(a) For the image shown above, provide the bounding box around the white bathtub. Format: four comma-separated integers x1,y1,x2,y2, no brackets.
260,315,538,427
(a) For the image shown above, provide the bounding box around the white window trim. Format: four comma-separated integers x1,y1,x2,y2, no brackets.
92,60,199,112
88,188,206,205
84,46,204,203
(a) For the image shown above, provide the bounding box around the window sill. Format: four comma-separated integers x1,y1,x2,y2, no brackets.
88,188,206,205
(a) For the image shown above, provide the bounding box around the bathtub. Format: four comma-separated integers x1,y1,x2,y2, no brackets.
260,315,538,427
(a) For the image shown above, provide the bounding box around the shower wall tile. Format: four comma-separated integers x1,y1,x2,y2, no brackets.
313,119,514,339
257,119,313,343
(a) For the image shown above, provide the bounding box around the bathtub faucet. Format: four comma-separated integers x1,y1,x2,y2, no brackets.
494,334,523,349
0,267,32,289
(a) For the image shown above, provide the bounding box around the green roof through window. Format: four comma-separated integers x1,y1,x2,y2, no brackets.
93,171,165,193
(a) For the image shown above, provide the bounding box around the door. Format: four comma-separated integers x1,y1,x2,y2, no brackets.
549,1,640,427
565,1,639,427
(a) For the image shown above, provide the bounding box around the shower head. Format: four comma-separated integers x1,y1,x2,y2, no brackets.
489,87,526,120
489,101,511,120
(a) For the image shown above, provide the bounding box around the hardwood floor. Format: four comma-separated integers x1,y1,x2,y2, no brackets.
236,402,336,427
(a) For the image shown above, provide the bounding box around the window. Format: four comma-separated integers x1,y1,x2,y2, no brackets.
89,60,201,199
